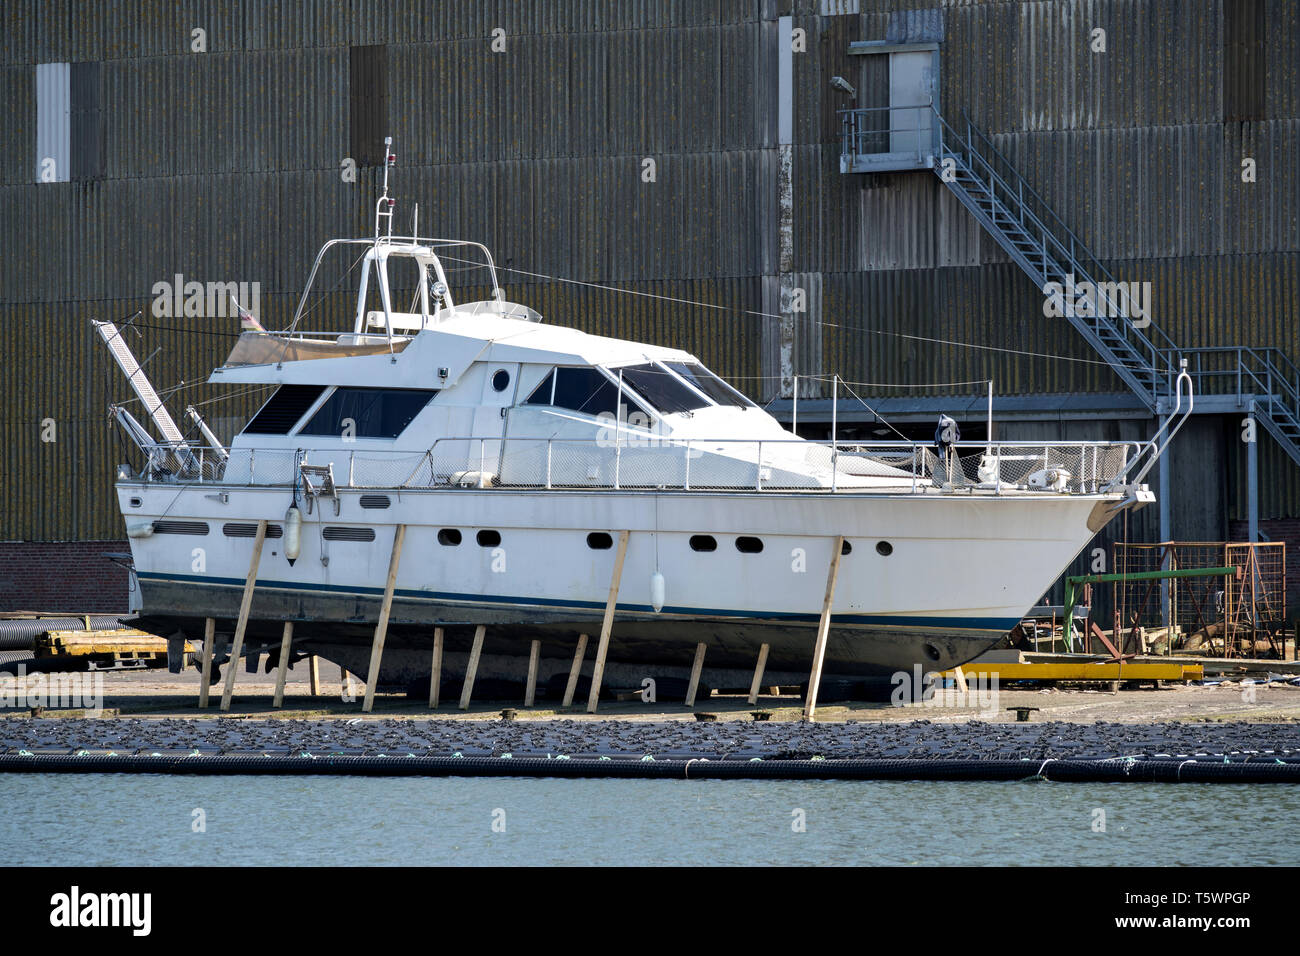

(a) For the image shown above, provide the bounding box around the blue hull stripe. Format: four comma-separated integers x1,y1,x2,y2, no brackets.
136,570,1021,631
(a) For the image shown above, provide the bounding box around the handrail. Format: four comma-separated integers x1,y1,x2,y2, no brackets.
127,436,1141,498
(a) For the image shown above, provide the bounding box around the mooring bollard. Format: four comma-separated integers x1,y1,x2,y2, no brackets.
1008,706,1040,722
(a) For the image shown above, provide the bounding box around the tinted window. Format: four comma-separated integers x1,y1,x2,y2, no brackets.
617,364,708,414
243,384,326,434
665,362,755,408
298,387,437,439
552,367,619,417
524,369,555,405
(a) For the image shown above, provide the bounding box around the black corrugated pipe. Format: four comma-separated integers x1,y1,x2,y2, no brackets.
0,753,1297,783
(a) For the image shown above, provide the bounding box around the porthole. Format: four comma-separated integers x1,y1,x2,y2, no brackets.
128,497,142,508
477,529,502,547
841,540,852,555
491,369,511,392
689,535,717,552
587,532,613,550
924,643,942,662
437,529,462,546
735,536,764,554
876,541,893,556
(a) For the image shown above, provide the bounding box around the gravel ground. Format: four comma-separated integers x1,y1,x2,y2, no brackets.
3,716,1300,761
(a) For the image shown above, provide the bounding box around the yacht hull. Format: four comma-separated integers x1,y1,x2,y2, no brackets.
119,483,1118,689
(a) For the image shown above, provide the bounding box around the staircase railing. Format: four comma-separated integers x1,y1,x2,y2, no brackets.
928,106,1182,405
836,101,1300,465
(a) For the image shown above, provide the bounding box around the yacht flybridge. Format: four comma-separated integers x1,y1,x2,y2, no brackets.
98,142,1191,702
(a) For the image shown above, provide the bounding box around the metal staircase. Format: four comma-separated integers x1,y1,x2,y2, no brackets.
927,110,1181,411
842,104,1300,466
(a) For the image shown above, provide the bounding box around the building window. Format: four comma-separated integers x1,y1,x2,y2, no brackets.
1224,0,1266,122
35,61,103,182
349,45,389,166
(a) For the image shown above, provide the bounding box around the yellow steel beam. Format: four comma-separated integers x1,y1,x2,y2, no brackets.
942,662,1202,682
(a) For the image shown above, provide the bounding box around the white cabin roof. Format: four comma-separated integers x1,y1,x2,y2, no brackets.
211,309,700,389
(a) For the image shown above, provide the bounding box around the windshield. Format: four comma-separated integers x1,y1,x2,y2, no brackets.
616,363,710,414
664,362,755,408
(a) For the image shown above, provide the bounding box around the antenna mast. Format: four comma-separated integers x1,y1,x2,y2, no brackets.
374,135,396,240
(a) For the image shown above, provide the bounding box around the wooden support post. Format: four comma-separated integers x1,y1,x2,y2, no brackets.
220,519,267,712
272,621,294,708
308,656,320,696
803,535,844,721
428,627,444,709
746,643,770,706
587,530,630,714
363,524,406,713
952,665,968,695
684,642,707,707
340,668,352,699
459,624,486,710
562,634,588,707
524,639,541,707
198,617,215,708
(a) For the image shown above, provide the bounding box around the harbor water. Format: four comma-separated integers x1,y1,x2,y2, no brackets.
5,774,1298,866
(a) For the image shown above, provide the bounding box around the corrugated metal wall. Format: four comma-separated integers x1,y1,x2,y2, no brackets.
2,0,1299,542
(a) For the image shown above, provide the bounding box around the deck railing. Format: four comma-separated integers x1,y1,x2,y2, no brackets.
130,438,1137,496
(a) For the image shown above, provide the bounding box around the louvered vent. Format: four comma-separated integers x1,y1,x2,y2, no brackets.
153,520,210,535
222,523,284,538
322,527,376,542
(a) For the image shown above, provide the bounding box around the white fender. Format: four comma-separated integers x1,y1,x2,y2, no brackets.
284,505,303,564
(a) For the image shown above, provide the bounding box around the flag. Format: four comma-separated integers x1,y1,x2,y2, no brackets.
231,294,266,332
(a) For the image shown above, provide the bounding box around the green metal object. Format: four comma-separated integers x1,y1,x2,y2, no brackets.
1062,566,1238,651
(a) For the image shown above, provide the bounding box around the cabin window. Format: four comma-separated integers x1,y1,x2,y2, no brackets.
586,532,613,550
359,495,391,509
664,362,755,408
437,529,462,546
477,530,502,547
551,367,620,417
298,387,438,439
876,541,893,556
524,369,556,405
735,536,764,553
491,369,511,392
689,535,717,552
617,364,709,414
841,540,852,555
243,385,327,435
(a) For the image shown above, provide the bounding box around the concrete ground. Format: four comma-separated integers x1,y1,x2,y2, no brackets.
3,656,1299,724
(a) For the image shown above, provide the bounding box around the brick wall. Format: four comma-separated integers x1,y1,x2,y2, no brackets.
0,541,131,612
